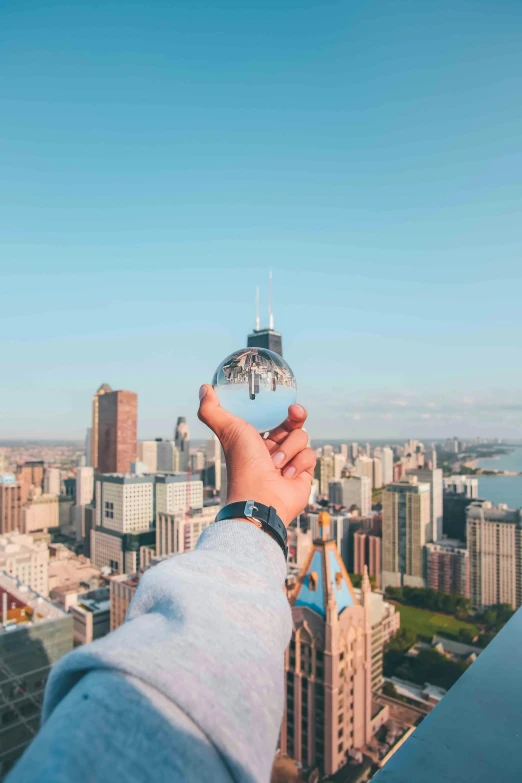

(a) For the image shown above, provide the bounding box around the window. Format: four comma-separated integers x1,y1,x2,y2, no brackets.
340,651,345,661
338,743,343,753
338,728,343,738
338,713,343,724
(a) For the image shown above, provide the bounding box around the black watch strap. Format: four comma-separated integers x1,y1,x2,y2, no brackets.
215,500,288,559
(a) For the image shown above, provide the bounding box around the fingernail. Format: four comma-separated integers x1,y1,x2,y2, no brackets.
272,451,285,467
284,466,296,478
199,385,207,401
294,404,305,415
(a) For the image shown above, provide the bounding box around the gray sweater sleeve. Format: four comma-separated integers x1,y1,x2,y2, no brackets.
8,520,292,783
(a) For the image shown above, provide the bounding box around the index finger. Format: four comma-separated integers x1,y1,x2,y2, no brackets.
264,404,308,450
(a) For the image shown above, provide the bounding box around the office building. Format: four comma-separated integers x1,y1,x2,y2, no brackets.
281,511,373,776
355,455,373,489
43,467,60,496
90,383,113,470
353,530,382,588
0,531,49,596
23,494,59,534
138,441,158,473
155,473,203,517
247,275,283,356
110,573,140,631
0,573,73,779
0,476,22,535
70,587,111,645
382,476,431,589
16,461,44,504
329,477,371,517
205,435,221,492
407,467,443,542
174,417,190,472
97,390,137,474
443,475,479,498
425,540,469,599
467,501,522,609
76,466,94,507
91,474,155,573
316,455,335,497
157,440,180,473
381,447,394,486
157,507,215,556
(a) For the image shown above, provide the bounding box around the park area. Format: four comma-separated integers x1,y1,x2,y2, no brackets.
393,603,479,642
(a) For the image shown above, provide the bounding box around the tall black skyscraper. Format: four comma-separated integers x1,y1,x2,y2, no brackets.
247,273,283,356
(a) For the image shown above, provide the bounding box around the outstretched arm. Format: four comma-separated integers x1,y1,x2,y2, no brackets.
9,386,315,783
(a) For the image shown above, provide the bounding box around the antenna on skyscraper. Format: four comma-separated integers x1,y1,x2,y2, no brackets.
269,270,274,330
255,285,260,331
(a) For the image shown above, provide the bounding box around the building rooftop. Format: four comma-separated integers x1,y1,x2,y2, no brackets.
76,587,111,615
0,571,68,631
48,546,101,593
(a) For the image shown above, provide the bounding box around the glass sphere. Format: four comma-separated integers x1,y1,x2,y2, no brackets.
212,347,298,432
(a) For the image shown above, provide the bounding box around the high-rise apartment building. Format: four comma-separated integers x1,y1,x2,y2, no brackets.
174,417,190,472
328,477,371,517
425,540,469,598
350,442,359,461
281,512,373,776
407,467,443,542
443,475,479,498
340,444,348,460
353,530,382,588
355,455,373,489
316,455,335,497
382,476,431,589
333,453,346,480
381,447,394,486
467,501,522,609
0,531,49,596
43,467,60,496
98,390,137,474
0,476,23,534
110,573,140,631
76,466,94,507
155,474,203,517
90,383,113,470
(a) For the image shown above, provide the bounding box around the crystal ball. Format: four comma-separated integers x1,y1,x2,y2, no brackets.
212,347,298,432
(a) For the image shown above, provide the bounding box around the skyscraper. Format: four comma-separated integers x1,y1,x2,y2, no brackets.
328,477,371,517
281,511,373,776
43,467,61,496
316,454,335,497
355,455,373,489
425,540,469,598
174,417,190,472
97,390,137,474
90,383,113,470
372,457,383,490
247,273,283,356
353,530,382,588
382,476,431,589
16,461,44,504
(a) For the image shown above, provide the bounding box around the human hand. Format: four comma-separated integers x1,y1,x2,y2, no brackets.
198,385,316,527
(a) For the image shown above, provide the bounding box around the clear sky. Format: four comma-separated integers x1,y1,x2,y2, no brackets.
1,0,521,441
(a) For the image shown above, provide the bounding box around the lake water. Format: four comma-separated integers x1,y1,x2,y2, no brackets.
475,445,522,473
475,446,522,509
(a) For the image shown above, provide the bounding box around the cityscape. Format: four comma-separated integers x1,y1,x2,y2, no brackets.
1,310,520,782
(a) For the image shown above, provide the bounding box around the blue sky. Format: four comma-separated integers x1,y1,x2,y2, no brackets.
1,0,521,440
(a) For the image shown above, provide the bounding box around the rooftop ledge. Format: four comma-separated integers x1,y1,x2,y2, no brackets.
373,605,522,783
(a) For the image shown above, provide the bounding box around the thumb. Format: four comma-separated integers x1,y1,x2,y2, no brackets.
197,384,239,440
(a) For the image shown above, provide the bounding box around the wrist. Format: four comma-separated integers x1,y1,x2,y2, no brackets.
216,500,288,559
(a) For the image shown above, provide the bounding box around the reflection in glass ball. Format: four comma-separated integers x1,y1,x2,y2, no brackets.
212,347,298,432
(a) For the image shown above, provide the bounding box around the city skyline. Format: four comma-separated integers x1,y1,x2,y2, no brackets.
1,1,521,439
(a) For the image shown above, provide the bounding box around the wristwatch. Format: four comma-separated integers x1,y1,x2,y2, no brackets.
215,500,288,559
